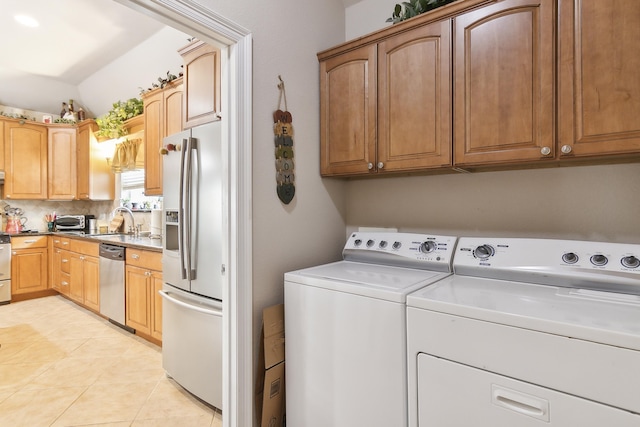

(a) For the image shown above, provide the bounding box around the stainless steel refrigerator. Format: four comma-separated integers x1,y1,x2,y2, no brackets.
159,121,223,409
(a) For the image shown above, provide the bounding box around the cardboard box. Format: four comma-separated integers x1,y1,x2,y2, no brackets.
256,304,285,427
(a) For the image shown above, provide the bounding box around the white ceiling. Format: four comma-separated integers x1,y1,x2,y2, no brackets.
0,0,163,86
1,0,357,115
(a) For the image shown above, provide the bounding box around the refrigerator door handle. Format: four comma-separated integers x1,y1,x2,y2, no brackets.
178,138,189,280
159,290,222,317
184,136,196,281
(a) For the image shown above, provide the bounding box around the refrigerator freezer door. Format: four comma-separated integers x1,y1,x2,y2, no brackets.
160,283,223,409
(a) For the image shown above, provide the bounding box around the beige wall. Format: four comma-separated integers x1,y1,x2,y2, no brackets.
343,0,640,245
346,163,640,243
184,2,349,424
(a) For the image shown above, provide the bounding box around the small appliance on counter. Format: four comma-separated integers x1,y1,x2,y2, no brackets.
54,215,95,233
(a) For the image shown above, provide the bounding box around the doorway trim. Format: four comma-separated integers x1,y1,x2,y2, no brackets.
115,1,253,426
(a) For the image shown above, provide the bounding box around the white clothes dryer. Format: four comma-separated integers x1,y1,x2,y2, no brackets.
285,231,457,427
407,237,640,427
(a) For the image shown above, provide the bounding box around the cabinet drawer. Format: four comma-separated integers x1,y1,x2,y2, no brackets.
12,235,48,249
59,250,71,274
126,249,162,271
52,236,71,249
69,239,99,257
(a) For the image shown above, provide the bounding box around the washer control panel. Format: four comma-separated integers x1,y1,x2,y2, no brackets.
454,237,640,294
343,232,457,272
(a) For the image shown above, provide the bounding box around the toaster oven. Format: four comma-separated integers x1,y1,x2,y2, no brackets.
54,215,95,231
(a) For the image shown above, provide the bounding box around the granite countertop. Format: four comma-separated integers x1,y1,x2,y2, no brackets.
14,231,163,252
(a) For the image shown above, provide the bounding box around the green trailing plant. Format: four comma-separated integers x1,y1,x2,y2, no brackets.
386,0,456,23
95,98,144,139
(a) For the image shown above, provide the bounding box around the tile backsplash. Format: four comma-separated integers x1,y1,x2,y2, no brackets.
0,199,152,233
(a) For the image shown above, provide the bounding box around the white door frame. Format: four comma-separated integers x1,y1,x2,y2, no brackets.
115,1,253,426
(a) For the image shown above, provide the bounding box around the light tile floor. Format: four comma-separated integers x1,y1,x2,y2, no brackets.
0,295,222,426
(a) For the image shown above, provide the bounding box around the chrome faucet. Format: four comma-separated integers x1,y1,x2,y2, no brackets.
112,206,136,235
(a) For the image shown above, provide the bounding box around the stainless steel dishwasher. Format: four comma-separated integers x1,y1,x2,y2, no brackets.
99,243,132,332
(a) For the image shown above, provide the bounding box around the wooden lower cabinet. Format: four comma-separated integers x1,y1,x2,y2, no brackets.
50,237,100,312
69,252,99,312
11,236,48,295
125,249,162,342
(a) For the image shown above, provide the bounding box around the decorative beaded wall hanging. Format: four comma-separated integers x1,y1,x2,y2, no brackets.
274,75,295,204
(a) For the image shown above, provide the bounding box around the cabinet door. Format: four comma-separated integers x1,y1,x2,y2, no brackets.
181,41,221,128
83,256,100,312
125,265,151,334
48,127,77,200
558,0,640,157
4,121,47,199
0,120,5,171
11,248,48,294
68,253,84,303
150,270,163,341
320,44,377,176
453,0,554,166
378,20,452,172
144,91,163,196
77,120,114,201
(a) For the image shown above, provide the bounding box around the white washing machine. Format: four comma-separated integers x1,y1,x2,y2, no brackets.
285,231,457,427
407,237,640,427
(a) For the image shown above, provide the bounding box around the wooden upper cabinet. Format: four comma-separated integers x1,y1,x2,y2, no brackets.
320,44,377,176
142,78,183,196
378,20,452,172
179,40,221,129
453,0,554,167
48,126,77,200
558,0,640,157
320,19,452,177
4,120,47,200
0,120,4,171
77,120,114,201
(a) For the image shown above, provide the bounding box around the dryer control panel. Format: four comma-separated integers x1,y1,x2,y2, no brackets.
343,232,457,272
454,237,640,295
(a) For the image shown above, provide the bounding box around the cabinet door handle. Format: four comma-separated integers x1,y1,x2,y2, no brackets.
132,254,140,260
62,242,69,246
61,281,69,286
80,256,85,261
377,162,384,169
24,239,37,243
561,144,573,154
367,162,373,170
540,146,551,156
61,259,68,263
12,251,16,255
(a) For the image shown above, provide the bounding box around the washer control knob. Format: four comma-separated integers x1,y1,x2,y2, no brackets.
562,252,579,264
379,240,388,249
473,244,495,260
354,239,362,247
561,144,573,154
590,254,608,266
621,255,640,269
540,146,551,156
366,239,375,248
420,241,437,253
392,241,402,250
